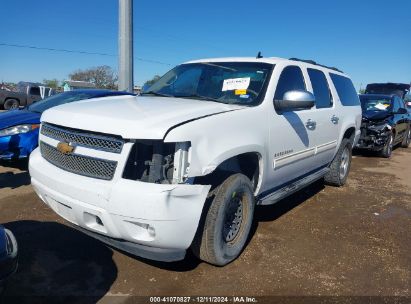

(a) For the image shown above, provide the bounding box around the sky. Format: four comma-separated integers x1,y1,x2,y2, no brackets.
0,0,410,90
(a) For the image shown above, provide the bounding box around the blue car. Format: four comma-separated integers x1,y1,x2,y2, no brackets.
0,89,134,160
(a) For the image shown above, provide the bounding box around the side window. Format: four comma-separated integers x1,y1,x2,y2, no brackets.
274,66,306,100
330,74,360,106
29,87,41,96
308,68,332,108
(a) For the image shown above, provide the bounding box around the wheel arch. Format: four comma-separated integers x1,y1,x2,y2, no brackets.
194,150,264,194
343,126,356,143
4,97,20,103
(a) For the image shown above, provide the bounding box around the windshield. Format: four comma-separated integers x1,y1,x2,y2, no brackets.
27,91,100,113
360,96,392,111
142,62,274,106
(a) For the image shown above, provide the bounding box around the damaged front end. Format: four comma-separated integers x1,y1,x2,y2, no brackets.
122,140,191,184
356,117,392,150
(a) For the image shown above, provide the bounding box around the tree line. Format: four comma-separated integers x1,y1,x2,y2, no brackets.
42,66,161,91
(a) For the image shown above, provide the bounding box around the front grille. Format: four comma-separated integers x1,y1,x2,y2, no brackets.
41,123,124,153
40,142,117,180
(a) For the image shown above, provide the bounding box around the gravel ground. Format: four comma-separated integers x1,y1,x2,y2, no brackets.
0,147,410,303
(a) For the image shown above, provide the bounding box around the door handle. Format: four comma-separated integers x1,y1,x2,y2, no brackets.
306,119,316,130
331,115,339,124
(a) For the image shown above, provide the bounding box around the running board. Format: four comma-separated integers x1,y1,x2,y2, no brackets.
258,167,329,205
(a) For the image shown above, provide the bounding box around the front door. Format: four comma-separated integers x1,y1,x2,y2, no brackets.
393,96,407,142
263,65,319,193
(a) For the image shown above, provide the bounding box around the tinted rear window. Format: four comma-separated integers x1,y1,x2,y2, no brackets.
330,74,360,106
308,68,332,108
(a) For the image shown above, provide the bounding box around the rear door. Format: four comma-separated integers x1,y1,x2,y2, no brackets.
306,68,340,165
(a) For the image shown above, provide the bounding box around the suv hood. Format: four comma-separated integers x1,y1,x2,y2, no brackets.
362,110,391,121
365,83,410,98
41,95,243,139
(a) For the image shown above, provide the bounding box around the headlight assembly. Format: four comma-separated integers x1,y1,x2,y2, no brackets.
0,124,40,136
368,123,390,132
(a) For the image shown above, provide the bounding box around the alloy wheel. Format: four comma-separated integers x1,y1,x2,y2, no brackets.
339,146,350,180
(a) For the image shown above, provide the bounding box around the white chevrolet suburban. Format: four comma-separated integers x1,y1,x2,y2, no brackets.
29,57,362,266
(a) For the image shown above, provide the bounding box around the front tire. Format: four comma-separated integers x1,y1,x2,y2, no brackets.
192,173,255,266
324,138,352,186
3,99,19,110
400,127,410,148
380,132,393,158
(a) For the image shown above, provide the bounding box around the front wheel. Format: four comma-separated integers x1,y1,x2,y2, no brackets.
380,133,393,158
3,99,19,110
324,138,352,187
192,173,255,266
400,127,410,148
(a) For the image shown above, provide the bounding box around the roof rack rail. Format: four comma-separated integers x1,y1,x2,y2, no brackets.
289,58,344,73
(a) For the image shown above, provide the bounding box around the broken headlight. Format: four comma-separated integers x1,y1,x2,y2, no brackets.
367,123,391,133
123,140,190,184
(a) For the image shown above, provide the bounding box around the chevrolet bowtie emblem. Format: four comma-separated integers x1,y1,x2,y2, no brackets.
57,142,75,154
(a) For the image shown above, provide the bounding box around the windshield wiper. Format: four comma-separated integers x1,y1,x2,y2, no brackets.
140,91,172,97
174,94,227,104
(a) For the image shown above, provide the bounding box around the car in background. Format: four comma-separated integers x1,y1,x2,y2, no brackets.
0,84,55,110
356,94,410,157
0,225,18,293
0,90,135,161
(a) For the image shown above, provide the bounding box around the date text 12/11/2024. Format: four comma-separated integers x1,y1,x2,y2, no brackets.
149,296,258,303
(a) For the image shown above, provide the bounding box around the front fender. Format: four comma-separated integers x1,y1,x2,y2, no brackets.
163,107,268,178
198,145,263,175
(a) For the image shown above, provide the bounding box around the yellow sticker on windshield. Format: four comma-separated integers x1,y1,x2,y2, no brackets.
235,89,247,95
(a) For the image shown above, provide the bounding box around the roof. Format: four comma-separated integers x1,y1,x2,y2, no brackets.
64,80,96,88
184,56,347,76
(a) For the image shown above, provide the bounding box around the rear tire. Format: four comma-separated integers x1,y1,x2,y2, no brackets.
400,127,410,148
3,99,19,110
324,138,352,187
192,173,255,266
380,132,393,158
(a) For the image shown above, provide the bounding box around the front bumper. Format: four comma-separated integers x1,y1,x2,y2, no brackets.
29,148,211,262
356,127,389,150
0,130,39,160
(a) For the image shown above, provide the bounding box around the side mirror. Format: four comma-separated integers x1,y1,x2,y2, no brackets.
395,108,408,114
274,90,315,112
